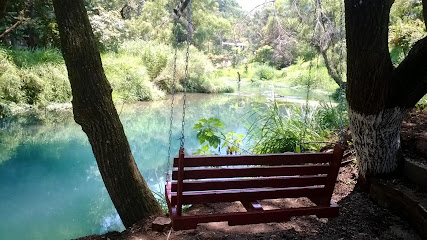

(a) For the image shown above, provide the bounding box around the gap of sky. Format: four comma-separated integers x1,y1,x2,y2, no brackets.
236,0,269,12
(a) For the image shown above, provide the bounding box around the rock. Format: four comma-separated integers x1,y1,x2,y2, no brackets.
152,216,171,232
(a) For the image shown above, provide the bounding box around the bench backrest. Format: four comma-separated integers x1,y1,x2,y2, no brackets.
170,145,344,216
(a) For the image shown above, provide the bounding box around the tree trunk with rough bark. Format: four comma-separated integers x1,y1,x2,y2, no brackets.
52,0,162,228
0,0,7,19
345,0,427,180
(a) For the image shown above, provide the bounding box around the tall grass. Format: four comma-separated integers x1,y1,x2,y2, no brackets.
247,101,346,154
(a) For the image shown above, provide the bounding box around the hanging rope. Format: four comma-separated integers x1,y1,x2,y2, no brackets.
166,17,180,182
337,0,346,144
300,0,321,151
180,0,192,149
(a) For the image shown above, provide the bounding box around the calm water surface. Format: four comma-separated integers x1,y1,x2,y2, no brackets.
0,89,332,240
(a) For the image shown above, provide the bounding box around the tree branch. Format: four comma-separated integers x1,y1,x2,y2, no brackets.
0,6,27,39
0,19,23,39
392,36,427,108
423,0,427,30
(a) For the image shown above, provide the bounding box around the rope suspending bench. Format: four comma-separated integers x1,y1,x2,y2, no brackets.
165,144,345,230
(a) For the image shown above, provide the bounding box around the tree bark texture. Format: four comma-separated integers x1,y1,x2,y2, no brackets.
345,0,427,178
0,0,7,19
52,0,161,228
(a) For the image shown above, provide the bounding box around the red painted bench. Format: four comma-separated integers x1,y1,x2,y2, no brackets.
165,144,344,230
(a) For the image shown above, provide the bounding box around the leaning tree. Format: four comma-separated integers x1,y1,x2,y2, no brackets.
346,0,427,181
52,0,162,227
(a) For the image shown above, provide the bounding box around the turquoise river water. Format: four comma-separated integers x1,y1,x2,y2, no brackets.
0,88,332,240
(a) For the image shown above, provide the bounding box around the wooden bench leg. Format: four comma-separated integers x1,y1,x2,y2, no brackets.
241,201,264,212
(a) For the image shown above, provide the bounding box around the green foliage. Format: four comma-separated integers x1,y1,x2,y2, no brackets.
281,58,338,92
0,102,12,119
193,117,244,155
416,95,427,112
157,46,234,94
388,0,426,65
89,8,128,51
251,64,275,83
194,118,224,149
0,49,71,105
253,45,274,65
6,48,64,67
247,101,341,154
140,42,169,80
0,0,57,47
315,102,348,130
126,0,172,42
102,51,164,102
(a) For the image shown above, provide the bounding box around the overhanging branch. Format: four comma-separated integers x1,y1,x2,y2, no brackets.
392,36,427,107
0,5,27,39
173,0,190,18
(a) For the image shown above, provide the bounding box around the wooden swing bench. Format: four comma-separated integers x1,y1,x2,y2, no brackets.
165,144,344,230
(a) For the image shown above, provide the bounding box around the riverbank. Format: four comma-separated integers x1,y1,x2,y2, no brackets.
77,110,427,240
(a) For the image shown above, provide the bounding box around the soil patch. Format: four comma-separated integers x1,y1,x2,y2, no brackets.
401,110,427,164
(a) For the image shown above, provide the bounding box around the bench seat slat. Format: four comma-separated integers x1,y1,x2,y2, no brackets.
171,175,327,191
173,153,333,167
170,186,325,205
172,165,330,180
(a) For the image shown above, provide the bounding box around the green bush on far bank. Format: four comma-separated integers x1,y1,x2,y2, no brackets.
0,42,235,110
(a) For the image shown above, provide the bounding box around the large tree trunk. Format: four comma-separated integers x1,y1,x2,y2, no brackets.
0,0,7,19
52,0,161,228
345,0,427,180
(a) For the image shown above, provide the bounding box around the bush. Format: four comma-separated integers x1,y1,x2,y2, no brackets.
31,64,71,104
251,64,275,83
140,42,170,80
247,101,337,154
0,52,23,103
282,58,338,92
253,45,274,65
103,52,164,101
6,48,63,67
89,8,128,51
0,102,12,119
156,46,233,93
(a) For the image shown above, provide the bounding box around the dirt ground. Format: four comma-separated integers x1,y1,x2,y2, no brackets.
79,110,427,240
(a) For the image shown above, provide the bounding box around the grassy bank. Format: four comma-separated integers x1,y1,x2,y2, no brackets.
214,58,340,93
0,41,234,116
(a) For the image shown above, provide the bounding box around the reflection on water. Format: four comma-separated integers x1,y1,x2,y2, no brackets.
0,90,332,240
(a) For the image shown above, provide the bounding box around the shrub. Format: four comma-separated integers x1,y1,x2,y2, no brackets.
156,46,233,93
251,64,275,83
253,45,274,65
0,51,24,103
19,71,44,105
282,58,338,92
0,102,12,119
31,64,71,104
316,102,348,130
89,8,128,51
6,48,63,67
103,53,164,101
247,101,331,154
140,42,170,80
